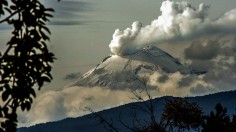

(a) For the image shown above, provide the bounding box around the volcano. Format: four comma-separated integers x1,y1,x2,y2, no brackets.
67,46,206,89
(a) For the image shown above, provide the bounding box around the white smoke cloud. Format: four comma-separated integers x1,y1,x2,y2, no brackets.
109,0,236,56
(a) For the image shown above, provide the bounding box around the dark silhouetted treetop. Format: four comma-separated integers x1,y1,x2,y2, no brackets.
0,0,55,131
202,103,231,132
161,97,204,131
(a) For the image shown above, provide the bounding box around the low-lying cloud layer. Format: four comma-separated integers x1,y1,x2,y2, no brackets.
18,71,214,127
18,87,133,127
109,0,236,56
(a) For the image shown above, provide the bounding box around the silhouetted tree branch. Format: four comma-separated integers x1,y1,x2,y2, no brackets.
85,74,236,132
0,0,55,131
83,107,120,132
129,76,157,125
119,76,165,131
161,97,204,132
202,103,231,132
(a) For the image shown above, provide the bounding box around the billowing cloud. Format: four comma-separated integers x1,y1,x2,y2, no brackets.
184,40,220,60
183,35,236,93
109,0,236,56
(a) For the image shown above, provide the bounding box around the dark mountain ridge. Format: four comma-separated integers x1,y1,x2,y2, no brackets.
18,90,236,132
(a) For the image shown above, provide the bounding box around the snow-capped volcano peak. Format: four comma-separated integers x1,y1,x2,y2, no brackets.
67,46,206,89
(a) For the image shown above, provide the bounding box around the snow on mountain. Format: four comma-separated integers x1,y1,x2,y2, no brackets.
67,45,206,89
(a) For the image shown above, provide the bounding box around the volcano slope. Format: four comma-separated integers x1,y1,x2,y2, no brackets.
67,45,206,89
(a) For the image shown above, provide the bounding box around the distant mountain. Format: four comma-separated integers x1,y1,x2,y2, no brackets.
67,46,206,89
18,90,236,132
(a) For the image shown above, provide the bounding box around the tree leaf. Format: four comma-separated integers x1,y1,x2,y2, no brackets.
2,90,9,101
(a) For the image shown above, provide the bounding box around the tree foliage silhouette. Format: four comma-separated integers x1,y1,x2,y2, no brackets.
123,86,164,132
89,90,236,132
231,111,236,132
202,103,231,132
161,97,203,131
0,0,55,131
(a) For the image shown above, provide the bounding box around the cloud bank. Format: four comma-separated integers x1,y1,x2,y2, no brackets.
18,70,214,127
109,0,236,56
184,35,236,92
18,87,133,127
